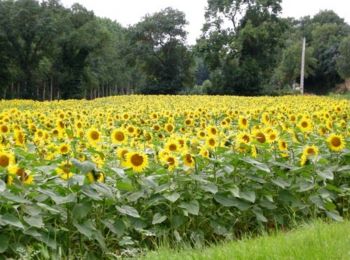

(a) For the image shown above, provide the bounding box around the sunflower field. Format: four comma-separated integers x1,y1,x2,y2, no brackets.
0,95,349,258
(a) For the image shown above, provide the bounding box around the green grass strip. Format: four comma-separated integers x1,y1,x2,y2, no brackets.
143,220,350,260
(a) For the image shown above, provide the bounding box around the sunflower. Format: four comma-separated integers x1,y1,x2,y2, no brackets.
163,155,178,171
56,162,74,180
58,143,71,155
86,170,105,184
87,128,101,145
298,118,313,133
165,123,175,133
0,152,15,168
238,116,249,129
8,166,34,185
237,132,251,144
0,124,9,134
199,146,210,158
206,136,218,149
206,125,218,136
165,140,179,153
253,130,267,144
327,134,346,152
14,130,25,146
183,153,195,168
125,152,149,173
111,129,127,144
300,145,319,166
278,140,288,151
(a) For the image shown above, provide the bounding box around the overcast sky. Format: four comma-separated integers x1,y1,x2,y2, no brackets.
60,0,350,45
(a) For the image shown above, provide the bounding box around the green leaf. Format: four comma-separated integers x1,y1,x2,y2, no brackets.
117,181,134,192
0,234,9,253
82,186,103,201
326,211,343,222
116,205,140,218
102,219,125,237
200,183,218,194
164,192,180,203
240,191,256,203
0,180,6,192
272,178,291,189
37,203,60,214
23,215,44,228
179,200,200,215
214,194,236,207
214,193,251,210
128,191,145,202
298,181,315,192
73,220,96,239
241,158,271,173
152,213,167,225
1,191,30,204
51,193,77,205
72,202,91,221
91,183,113,198
1,214,24,229
210,221,228,235
71,159,97,175
317,170,334,180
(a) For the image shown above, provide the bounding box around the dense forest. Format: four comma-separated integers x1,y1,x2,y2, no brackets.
0,0,350,99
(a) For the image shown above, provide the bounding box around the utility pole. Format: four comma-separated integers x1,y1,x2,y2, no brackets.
300,37,306,95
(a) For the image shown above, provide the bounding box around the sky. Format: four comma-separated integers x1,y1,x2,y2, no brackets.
60,0,350,45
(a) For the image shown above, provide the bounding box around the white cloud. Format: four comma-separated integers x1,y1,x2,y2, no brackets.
60,0,350,45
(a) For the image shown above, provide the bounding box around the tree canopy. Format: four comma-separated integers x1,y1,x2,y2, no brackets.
0,0,349,99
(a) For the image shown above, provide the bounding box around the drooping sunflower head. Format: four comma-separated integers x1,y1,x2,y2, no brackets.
183,153,195,168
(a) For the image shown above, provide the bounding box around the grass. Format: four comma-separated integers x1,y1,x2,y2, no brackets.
143,220,350,260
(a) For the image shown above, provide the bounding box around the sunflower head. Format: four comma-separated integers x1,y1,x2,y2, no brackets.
111,129,127,144
125,152,149,173
327,134,346,152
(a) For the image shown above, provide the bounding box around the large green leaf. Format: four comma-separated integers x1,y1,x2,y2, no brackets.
116,205,140,218
0,180,5,192
164,192,181,203
241,158,271,173
0,234,9,253
240,191,256,203
179,200,200,215
1,214,24,229
23,215,44,228
152,213,167,225
200,183,218,194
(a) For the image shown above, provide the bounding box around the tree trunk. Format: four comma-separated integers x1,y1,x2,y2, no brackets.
50,77,53,101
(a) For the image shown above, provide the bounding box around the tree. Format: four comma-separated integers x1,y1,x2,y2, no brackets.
129,7,194,94
198,0,287,95
336,36,350,86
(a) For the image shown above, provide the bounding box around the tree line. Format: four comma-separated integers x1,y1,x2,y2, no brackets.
0,0,350,99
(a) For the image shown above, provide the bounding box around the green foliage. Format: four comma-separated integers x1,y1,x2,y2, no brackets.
1,136,350,258
336,36,350,80
129,8,194,94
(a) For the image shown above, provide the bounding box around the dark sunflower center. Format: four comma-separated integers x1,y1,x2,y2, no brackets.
115,132,125,141
331,137,341,147
90,131,99,140
0,155,10,167
131,154,144,167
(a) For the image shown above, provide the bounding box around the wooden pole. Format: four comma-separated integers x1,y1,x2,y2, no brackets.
300,37,306,95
